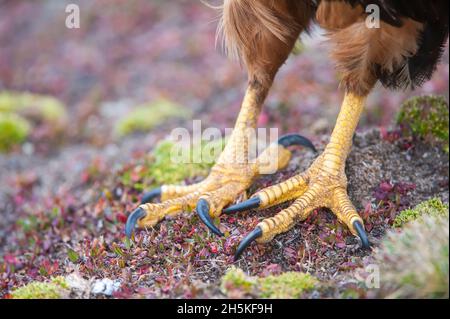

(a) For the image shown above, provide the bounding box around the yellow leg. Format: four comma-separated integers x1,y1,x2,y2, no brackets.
125,85,315,238
231,92,370,259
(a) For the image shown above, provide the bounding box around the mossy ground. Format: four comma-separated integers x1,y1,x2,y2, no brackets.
11,277,69,299
0,91,67,124
221,267,318,299
120,137,226,190
0,113,30,152
397,95,449,153
0,91,68,153
114,99,191,137
393,198,449,228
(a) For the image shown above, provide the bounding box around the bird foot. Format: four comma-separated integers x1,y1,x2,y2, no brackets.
125,134,316,239
226,152,371,260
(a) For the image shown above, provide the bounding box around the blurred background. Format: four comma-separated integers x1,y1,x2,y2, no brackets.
0,0,448,155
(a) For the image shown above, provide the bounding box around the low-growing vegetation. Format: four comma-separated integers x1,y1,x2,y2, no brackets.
375,214,449,299
397,95,449,153
221,267,318,299
393,198,449,228
11,277,69,299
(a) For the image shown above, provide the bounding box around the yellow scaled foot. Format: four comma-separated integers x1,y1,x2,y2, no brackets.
230,93,371,260
125,86,316,239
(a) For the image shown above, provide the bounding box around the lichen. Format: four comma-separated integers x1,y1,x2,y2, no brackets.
393,198,449,228
396,95,449,153
114,99,191,137
11,276,69,299
375,214,449,299
220,266,318,299
0,113,31,153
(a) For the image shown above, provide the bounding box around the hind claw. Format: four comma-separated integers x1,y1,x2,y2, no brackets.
125,207,147,239
234,227,263,261
196,199,224,237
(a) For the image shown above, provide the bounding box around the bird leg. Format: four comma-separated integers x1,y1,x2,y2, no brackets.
125,84,316,238
228,92,371,260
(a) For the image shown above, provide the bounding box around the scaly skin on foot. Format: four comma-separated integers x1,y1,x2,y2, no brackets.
125,85,316,238
228,92,371,260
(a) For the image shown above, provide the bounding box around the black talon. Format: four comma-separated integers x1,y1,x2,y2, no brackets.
353,220,370,249
125,207,147,239
223,197,261,214
234,227,263,261
196,199,224,237
141,187,162,204
278,133,317,153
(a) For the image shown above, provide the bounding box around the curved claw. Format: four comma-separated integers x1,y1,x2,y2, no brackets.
278,133,317,153
125,207,147,239
196,199,224,237
223,197,261,214
353,220,370,249
141,187,162,204
234,227,263,261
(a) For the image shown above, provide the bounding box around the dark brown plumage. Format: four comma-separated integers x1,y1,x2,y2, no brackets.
218,0,449,95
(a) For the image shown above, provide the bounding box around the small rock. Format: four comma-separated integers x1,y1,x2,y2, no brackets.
91,278,121,296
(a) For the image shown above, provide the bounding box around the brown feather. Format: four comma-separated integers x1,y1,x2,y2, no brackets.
328,19,423,95
316,0,364,31
216,0,314,86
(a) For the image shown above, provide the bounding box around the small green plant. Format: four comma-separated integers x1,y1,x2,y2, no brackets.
375,214,449,299
0,113,31,152
397,95,449,152
115,99,191,137
11,277,69,299
393,198,449,228
220,266,318,299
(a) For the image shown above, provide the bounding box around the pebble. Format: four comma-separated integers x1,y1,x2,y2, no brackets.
91,278,121,296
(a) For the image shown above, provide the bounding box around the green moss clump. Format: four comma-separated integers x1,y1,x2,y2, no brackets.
0,91,67,124
394,198,449,228
220,267,257,295
115,99,191,137
396,95,449,152
0,91,68,152
258,272,318,299
220,266,318,299
375,214,449,299
0,113,31,152
11,277,69,299
141,138,225,187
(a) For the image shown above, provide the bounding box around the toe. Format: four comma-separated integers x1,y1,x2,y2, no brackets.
141,187,162,204
331,188,370,249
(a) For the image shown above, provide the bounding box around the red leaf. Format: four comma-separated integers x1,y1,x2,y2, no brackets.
117,213,128,224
